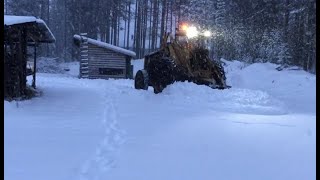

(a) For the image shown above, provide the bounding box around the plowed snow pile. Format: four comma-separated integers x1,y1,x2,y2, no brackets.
5,59,315,180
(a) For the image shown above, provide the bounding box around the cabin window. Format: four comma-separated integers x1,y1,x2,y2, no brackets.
99,68,124,75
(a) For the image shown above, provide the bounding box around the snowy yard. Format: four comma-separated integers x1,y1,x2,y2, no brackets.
4,60,316,180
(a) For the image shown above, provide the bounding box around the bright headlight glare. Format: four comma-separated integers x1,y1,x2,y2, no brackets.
204,30,211,37
186,26,199,38
181,24,188,31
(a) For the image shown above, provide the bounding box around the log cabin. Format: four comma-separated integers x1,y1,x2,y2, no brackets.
73,34,136,79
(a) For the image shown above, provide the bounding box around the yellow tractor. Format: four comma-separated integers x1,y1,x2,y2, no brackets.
134,24,230,94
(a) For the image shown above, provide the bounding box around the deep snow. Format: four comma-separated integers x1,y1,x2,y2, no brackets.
4,59,316,180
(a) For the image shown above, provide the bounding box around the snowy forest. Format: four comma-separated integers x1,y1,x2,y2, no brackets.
4,1,316,179
4,0,316,73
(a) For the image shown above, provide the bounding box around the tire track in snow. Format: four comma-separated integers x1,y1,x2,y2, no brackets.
79,86,126,180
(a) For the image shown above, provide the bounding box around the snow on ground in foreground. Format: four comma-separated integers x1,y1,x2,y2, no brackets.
4,60,316,180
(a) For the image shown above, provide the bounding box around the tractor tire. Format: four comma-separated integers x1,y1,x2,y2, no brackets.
212,60,226,81
134,70,149,90
147,57,175,94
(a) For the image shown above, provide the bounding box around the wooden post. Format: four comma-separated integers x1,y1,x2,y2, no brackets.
21,27,28,94
64,0,67,62
32,43,37,88
17,28,23,99
47,0,50,56
8,28,16,98
4,33,8,98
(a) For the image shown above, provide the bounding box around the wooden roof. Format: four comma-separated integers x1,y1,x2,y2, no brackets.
4,15,55,43
74,35,136,57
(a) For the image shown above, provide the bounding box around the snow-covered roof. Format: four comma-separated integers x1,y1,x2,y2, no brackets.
74,35,136,57
4,15,37,26
4,15,55,43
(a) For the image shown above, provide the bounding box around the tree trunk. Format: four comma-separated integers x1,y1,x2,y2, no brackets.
133,0,138,54
106,7,110,43
148,0,153,52
160,0,167,46
127,2,131,49
151,0,158,51
141,0,148,56
123,4,127,47
155,0,160,49
170,0,173,33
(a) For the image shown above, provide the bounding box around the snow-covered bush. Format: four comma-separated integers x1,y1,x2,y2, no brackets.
257,29,292,64
36,57,65,74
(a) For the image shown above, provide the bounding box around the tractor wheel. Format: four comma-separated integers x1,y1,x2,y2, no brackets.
134,70,149,90
153,84,164,94
212,60,227,81
147,57,175,94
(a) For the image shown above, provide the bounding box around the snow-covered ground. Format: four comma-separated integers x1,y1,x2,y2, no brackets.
4,59,316,180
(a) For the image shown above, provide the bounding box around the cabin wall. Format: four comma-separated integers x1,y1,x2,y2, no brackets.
87,44,127,79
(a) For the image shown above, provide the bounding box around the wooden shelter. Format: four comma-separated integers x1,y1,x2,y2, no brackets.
73,34,136,79
4,15,55,99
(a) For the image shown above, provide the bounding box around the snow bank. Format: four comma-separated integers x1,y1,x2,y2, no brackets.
36,57,66,74
59,61,80,77
161,82,287,115
35,58,80,77
220,58,248,73
226,61,316,114
131,58,314,114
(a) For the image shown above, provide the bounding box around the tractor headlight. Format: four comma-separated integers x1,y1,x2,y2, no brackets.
181,24,188,32
204,30,211,37
186,26,199,39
